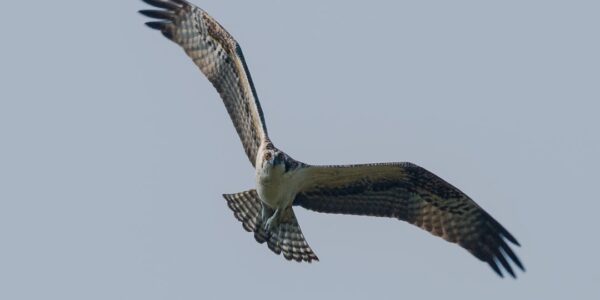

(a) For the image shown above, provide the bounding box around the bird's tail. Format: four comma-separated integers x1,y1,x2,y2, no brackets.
223,189,319,262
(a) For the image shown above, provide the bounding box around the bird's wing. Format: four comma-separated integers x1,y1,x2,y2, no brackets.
140,0,268,167
294,162,524,277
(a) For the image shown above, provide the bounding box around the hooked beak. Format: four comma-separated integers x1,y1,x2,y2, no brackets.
273,153,284,166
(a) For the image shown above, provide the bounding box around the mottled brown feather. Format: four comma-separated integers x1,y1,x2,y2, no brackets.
295,162,524,277
140,0,268,166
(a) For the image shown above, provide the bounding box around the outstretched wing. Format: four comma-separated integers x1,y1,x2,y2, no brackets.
294,162,524,277
140,0,268,167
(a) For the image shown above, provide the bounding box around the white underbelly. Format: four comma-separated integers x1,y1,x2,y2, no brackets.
257,182,289,209
256,164,308,210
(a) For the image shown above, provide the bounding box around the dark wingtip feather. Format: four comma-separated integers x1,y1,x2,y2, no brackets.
139,9,174,20
502,229,520,246
495,251,516,278
500,239,525,271
488,260,504,278
170,0,189,5
141,0,181,10
480,212,524,277
143,22,174,40
144,21,167,30
485,211,520,246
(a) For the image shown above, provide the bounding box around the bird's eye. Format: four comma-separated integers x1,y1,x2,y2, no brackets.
264,152,272,161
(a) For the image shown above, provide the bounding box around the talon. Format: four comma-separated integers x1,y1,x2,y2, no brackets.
261,205,269,221
264,216,279,231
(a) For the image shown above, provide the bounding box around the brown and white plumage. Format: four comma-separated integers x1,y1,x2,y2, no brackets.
140,0,524,278
296,163,523,277
140,0,267,166
224,190,318,262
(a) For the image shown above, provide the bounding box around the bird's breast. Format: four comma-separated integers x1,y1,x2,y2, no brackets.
256,167,300,209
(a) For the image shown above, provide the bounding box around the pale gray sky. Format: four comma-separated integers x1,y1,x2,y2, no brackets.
1,0,599,299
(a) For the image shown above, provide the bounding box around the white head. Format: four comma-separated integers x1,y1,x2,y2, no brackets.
259,147,285,175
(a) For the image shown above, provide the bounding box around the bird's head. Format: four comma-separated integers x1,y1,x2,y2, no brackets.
261,148,284,169
257,145,288,180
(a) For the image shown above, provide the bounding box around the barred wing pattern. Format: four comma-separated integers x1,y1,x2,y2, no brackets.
140,0,268,166
295,163,524,277
223,190,319,262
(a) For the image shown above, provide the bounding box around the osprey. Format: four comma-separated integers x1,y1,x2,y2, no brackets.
140,0,524,278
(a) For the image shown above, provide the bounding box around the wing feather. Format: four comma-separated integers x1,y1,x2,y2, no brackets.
294,162,524,277
140,0,268,166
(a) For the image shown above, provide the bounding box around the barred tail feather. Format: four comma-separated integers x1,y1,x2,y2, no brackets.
223,189,262,232
223,190,319,263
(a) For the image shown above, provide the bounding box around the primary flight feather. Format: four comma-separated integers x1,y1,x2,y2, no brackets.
140,0,524,278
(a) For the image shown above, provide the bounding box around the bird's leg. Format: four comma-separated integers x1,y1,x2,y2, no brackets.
260,204,275,228
264,207,282,231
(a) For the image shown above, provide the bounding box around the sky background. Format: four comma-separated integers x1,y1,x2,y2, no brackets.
1,0,599,299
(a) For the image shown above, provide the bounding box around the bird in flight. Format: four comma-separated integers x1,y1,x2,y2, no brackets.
140,0,524,278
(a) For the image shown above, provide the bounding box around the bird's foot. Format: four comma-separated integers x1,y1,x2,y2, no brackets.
263,209,281,231
261,205,272,222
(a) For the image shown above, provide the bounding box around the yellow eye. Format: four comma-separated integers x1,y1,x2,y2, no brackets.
264,152,272,161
